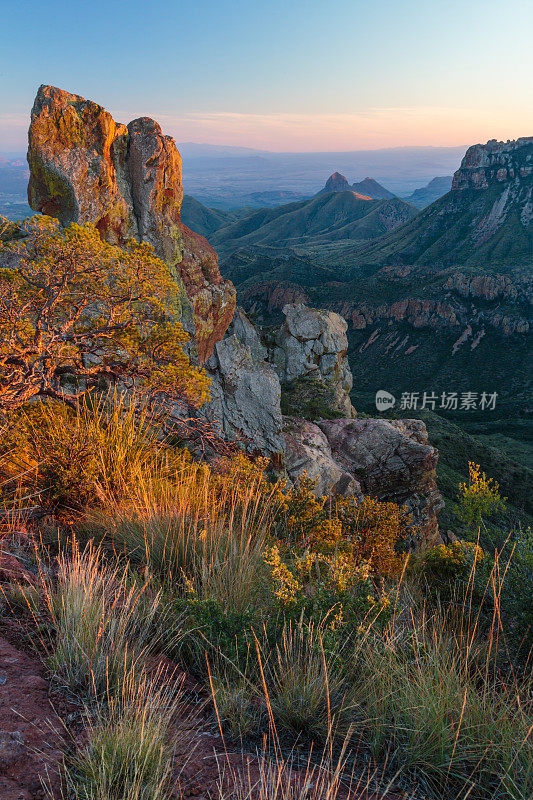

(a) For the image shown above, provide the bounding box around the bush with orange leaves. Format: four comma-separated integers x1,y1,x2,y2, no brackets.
265,476,410,625
274,476,409,579
334,494,410,579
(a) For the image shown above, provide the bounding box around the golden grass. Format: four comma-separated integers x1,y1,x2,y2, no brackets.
51,663,185,800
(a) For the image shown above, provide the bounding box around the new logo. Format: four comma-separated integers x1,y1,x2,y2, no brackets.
375,390,396,411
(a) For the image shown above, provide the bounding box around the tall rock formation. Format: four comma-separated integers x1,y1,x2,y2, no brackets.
202,309,285,455
26,85,235,363
270,303,355,417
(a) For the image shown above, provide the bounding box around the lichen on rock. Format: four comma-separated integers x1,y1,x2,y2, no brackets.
26,84,235,363
269,303,355,417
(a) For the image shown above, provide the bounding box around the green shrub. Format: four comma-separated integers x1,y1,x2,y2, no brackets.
499,527,533,657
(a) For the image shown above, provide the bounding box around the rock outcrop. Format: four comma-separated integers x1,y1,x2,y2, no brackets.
283,418,362,498
202,309,284,455
26,85,235,363
284,416,443,543
270,304,355,417
452,137,533,191
331,265,531,337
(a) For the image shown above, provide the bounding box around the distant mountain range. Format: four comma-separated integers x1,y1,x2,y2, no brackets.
175,144,466,207
218,137,533,420
316,172,396,199
403,176,453,208
181,176,417,255
317,137,533,273
0,157,31,220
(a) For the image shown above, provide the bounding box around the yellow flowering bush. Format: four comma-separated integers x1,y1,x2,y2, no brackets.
421,539,488,602
265,477,406,627
424,539,484,577
264,545,302,604
274,475,342,550
456,462,506,528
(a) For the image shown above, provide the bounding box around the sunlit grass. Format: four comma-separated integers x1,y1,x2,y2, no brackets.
41,540,174,700
52,663,185,800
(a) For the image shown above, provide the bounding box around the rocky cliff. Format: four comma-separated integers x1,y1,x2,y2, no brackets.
198,303,442,541
23,85,442,544
452,137,533,191
27,85,235,363
269,303,355,417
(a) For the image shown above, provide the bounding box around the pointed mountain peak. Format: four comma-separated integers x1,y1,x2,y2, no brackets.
351,177,396,199
317,172,352,195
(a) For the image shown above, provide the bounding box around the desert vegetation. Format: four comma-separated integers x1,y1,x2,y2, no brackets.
0,219,531,800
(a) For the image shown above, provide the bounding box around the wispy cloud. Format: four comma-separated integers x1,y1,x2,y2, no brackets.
2,106,531,153
124,106,532,151
0,112,29,128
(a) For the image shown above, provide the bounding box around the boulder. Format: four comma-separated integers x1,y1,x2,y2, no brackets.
27,85,134,239
283,418,362,498
318,418,443,543
284,415,443,544
26,85,235,363
270,304,355,416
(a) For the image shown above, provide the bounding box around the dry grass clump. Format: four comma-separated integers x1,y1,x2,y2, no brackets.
262,621,351,742
87,455,276,614
215,735,399,800
346,595,532,799
40,540,173,700
1,393,186,513
52,664,185,800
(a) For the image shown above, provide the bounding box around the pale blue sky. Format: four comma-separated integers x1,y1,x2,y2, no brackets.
1,0,532,151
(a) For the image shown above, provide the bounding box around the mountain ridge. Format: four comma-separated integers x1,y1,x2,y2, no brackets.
209,190,417,255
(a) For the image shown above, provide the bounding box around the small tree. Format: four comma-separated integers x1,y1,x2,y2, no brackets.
456,462,506,528
0,216,209,412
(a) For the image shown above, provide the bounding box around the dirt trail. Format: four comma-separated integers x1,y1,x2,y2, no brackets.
0,634,66,799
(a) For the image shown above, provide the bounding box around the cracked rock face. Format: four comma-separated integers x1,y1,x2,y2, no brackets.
283,417,362,498
26,84,235,363
271,304,355,417
284,416,443,544
452,137,533,191
202,309,284,455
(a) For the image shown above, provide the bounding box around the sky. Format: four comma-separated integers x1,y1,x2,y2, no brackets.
1,0,532,153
